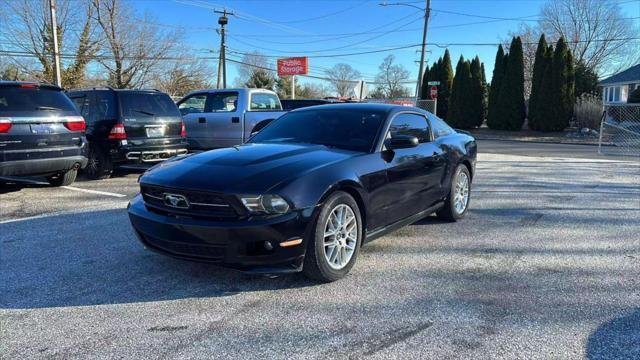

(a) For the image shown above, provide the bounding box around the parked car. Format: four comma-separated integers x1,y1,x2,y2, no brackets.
128,104,477,282
177,88,286,150
67,88,188,179
280,99,345,111
0,81,87,186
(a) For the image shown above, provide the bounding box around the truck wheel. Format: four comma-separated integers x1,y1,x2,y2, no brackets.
84,145,113,180
47,169,78,187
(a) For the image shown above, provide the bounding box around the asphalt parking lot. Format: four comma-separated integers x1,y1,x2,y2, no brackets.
1,141,639,359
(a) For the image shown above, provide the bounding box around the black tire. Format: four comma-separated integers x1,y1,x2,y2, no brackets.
83,145,113,180
437,164,471,222
47,169,78,187
303,191,363,282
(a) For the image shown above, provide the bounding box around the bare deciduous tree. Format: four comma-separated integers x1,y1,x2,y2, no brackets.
152,58,214,97
539,0,639,74
92,0,177,89
374,55,410,98
234,51,272,86
325,63,360,97
0,0,99,87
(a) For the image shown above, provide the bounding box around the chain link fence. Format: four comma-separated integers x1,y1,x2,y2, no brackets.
598,104,640,157
415,99,437,114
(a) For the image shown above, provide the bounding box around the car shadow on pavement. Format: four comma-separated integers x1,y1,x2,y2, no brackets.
0,179,50,194
586,309,640,359
0,209,316,309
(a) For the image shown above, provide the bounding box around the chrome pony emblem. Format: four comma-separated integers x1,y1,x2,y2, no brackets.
163,193,190,209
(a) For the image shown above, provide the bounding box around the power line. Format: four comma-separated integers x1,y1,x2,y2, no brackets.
225,13,424,55
268,0,369,24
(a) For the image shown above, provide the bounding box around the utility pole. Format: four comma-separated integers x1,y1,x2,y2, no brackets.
380,1,431,99
215,8,234,89
49,0,62,87
416,0,430,100
291,75,295,99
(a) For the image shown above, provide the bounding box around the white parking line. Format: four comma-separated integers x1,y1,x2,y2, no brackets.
61,186,127,198
1,177,127,198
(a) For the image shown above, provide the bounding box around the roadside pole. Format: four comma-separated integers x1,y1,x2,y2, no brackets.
215,9,234,89
49,0,62,87
291,75,295,99
416,0,431,100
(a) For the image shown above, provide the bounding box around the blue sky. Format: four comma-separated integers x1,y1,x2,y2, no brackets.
130,0,640,92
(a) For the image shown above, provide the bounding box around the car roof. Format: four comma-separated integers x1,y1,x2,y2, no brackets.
67,88,163,93
0,81,62,91
290,102,425,115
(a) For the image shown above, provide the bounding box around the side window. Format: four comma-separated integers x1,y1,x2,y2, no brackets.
178,94,207,115
95,91,117,120
207,92,239,113
70,95,90,119
428,113,454,138
250,93,282,111
388,113,431,143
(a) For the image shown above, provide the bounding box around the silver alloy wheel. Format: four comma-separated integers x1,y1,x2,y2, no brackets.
453,171,470,214
323,204,357,270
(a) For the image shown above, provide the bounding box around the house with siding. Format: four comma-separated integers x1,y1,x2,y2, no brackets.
598,64,640,104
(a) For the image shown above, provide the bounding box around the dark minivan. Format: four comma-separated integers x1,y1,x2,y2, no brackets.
0,81,88,186
67,88,188,179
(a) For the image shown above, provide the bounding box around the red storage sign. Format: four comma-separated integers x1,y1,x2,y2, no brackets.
277,57,308,76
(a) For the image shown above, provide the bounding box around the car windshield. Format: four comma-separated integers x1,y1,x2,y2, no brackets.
0,86,77,115
249,108,387,152
118,92,180,117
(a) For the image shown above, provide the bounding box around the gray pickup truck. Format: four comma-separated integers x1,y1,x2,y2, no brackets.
177,88,286,150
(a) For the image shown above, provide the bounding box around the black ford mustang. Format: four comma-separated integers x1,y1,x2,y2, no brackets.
128,104,477,282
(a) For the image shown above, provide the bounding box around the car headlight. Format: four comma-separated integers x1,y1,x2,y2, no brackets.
239,195,290,214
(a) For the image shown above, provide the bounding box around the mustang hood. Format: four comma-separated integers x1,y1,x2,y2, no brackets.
141,143,357,195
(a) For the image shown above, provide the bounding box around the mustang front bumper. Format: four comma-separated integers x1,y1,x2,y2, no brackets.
127,195,314,273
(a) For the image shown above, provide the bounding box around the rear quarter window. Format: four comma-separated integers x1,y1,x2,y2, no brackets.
428,113,455,138
250,93,282,111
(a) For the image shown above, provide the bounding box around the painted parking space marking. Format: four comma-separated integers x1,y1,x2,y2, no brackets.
60,186,127,198
1,177,127,198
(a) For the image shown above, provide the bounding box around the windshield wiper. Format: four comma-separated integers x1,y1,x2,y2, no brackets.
36,106,62,111
131,109,155,116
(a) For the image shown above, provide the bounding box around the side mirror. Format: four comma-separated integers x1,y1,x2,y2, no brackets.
384,135,419,150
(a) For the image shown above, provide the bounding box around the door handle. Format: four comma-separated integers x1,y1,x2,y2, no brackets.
198,117,206,123
231,117,240,123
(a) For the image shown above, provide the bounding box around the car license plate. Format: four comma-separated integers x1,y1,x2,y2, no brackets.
146,126,165,138
30,124,54,134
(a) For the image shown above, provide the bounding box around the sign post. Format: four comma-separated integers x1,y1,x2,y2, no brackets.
277,57,308,99
353,80,368,101
430,85,438,114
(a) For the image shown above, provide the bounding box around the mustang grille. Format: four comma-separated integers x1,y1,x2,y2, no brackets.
140,184,239,219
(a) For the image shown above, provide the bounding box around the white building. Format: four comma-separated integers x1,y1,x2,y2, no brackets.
598,64,640,104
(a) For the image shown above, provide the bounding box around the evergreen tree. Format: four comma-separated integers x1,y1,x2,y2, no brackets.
245,69,276,90
447,56,474,128
528,34,549,130
480,62,488,122
437,50,453,119
546,37,574,131
536,56,555,131
487,45,506,129
420,64,430,99
494,37,526,130
574,61,599,96
470,56,486,127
